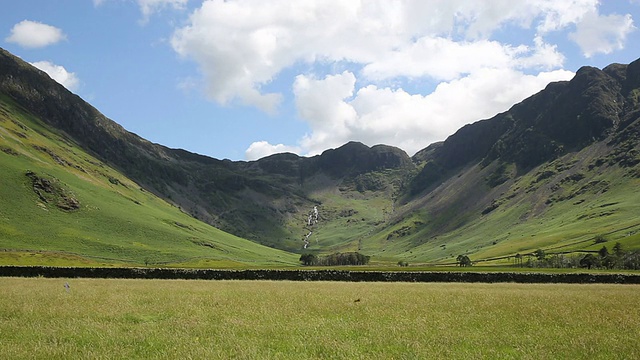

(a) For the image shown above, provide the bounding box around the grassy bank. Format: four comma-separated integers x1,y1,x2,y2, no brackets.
1,278,638,359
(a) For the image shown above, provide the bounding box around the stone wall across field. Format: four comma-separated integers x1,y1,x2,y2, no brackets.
1,266,639,284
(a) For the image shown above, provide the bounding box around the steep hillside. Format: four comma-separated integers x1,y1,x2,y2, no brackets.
0,48,414,251
367,59,640,263
0,93,297,267
1,46,639,265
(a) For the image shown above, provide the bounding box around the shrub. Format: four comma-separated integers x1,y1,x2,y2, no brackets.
456,255,472,267
594,234,608,244
299,254,318,266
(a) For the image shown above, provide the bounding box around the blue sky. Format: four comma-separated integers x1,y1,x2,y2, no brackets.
1,1,639,161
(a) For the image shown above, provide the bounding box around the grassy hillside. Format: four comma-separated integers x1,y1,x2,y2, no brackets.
0,95,298,267
255,141,640,265
2,46,639,268
358,146,640,264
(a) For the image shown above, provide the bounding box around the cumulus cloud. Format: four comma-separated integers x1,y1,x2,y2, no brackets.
294,71,358,151
173,1,581,110
569,11,635,57
168,1,631,159
361,36,565,82
30,61,80,91
5,20,66,48
533,0,599,33
293,68,574,157
245,141,300,161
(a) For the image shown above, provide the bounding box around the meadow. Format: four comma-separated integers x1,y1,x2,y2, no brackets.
0,278,638,359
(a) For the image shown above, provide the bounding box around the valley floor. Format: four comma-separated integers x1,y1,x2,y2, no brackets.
1,278,638,359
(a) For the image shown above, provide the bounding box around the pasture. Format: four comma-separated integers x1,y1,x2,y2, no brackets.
0,278,638,359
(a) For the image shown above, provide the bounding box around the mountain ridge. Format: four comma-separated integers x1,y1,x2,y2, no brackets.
1,47,639,264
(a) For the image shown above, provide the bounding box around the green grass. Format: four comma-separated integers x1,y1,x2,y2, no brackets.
290,184,393,253
0,278,638,359
0,95,298,267
360,152,640,265
3,88,640,268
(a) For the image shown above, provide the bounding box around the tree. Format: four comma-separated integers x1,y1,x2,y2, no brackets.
598,246,609,258
308,252,370,266
613,242,624,256
594,234,607,244
602,255,616,269
456,255,472,267
580,254,599,269
534,249,546,261
299,253,317,266
514,253,523,267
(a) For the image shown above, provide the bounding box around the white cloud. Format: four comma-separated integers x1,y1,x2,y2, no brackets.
569,11,636,57
172,1,592,112
138,0,188,23
170,1,627,159
294,71,358,152
361,36,565,82
94,0,187,23
533,0,598,33
289,69,574,158
5,20,66,49
245,141,300,161
30,61,80,91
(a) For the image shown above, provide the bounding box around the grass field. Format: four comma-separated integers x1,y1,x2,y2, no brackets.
1,278,638,359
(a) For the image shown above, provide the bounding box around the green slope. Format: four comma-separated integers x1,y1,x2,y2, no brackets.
0,95,298,267
357,149,640,264
2,45,639,268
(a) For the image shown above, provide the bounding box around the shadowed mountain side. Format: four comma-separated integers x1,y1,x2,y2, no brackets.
0,48,413,248
1,46,639,262
408,59,640,196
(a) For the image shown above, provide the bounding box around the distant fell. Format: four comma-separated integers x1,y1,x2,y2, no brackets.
1,46,639,265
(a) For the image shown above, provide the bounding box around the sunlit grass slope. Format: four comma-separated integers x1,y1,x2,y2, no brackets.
0,96,298,267
360,151,640,264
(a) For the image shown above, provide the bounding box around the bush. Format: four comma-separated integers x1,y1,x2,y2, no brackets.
580,254,600,269
299,254,318,266
317,252,370,266
456,255,472,267
594,234,608,244
300,252,371,266
534,249,546,261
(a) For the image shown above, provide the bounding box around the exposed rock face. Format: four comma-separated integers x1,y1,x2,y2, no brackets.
408,58,640,195
314,142,413,177
25,171,80,211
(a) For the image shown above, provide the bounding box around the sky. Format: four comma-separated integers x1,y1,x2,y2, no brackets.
1,1,639,161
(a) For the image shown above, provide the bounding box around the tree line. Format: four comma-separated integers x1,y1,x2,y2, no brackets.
514,242,640,270
300,252,371,266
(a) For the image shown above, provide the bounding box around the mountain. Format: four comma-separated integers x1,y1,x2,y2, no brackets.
1,46,639,266
377,60,640,263
0,50,299,267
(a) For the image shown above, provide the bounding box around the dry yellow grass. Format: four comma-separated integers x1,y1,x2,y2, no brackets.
0,278,638,359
